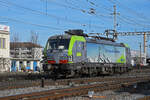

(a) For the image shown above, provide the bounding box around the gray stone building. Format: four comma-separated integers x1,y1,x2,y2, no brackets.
10,42,43,72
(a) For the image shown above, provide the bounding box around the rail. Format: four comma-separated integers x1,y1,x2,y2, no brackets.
0,76,149,100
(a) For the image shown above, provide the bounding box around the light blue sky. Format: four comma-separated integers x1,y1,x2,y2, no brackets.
0,0,150,54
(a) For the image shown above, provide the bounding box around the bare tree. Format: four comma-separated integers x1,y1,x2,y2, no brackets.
10,33,20,58
30,30,39,44
11,32,20,42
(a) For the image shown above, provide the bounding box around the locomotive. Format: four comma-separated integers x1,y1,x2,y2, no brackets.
43,30,131,77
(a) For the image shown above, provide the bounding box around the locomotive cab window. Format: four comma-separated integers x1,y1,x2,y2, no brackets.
47,39,70,50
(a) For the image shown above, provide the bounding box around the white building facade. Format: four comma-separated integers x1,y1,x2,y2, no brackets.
0,25,10,72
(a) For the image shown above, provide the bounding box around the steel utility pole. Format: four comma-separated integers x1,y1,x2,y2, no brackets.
139,42,142,64
113,5,117,31
111,5,120,39
143,32,147,65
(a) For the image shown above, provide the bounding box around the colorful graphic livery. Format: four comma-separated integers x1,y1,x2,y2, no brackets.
43,30,131,78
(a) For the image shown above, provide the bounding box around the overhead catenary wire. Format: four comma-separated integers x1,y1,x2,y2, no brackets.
116,0,150,21
0,2,9,8
65,0,87,9
86,0,113,12
107,0,150,30
85,0,113,18
0,0,107,29
45,0,87,13
118,16,150,28
62,0,113,26
46,0,111,18
109,0,150,23
1,0,149,32
0,16,65,30
50,0,113,22
92,0,150,30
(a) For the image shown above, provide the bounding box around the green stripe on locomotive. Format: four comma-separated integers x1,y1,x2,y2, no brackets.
116,54,126,63
124,43,130,48
68,35,86,63
116,43,130,64
68,35,85,56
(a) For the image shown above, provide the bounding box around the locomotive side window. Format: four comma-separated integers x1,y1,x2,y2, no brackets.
47,39,70,50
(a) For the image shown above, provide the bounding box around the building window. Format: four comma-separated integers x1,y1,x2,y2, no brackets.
3,38,5,48
27,61,30,67
0,38,6,49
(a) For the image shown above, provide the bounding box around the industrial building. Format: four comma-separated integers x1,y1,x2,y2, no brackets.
0,25,10,72
10,42,43,72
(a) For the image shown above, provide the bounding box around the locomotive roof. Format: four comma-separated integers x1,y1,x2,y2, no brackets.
86,37,125,47
48,34,126,47
48,34,71,40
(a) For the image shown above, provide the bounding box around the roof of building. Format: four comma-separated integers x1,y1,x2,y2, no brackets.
10,42,43,49
0,30,9,35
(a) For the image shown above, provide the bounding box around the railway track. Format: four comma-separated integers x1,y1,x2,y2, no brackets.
138,96,150,100
0,68,150,90
0,66,149,81
0,75,149,100
0,76,138,90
